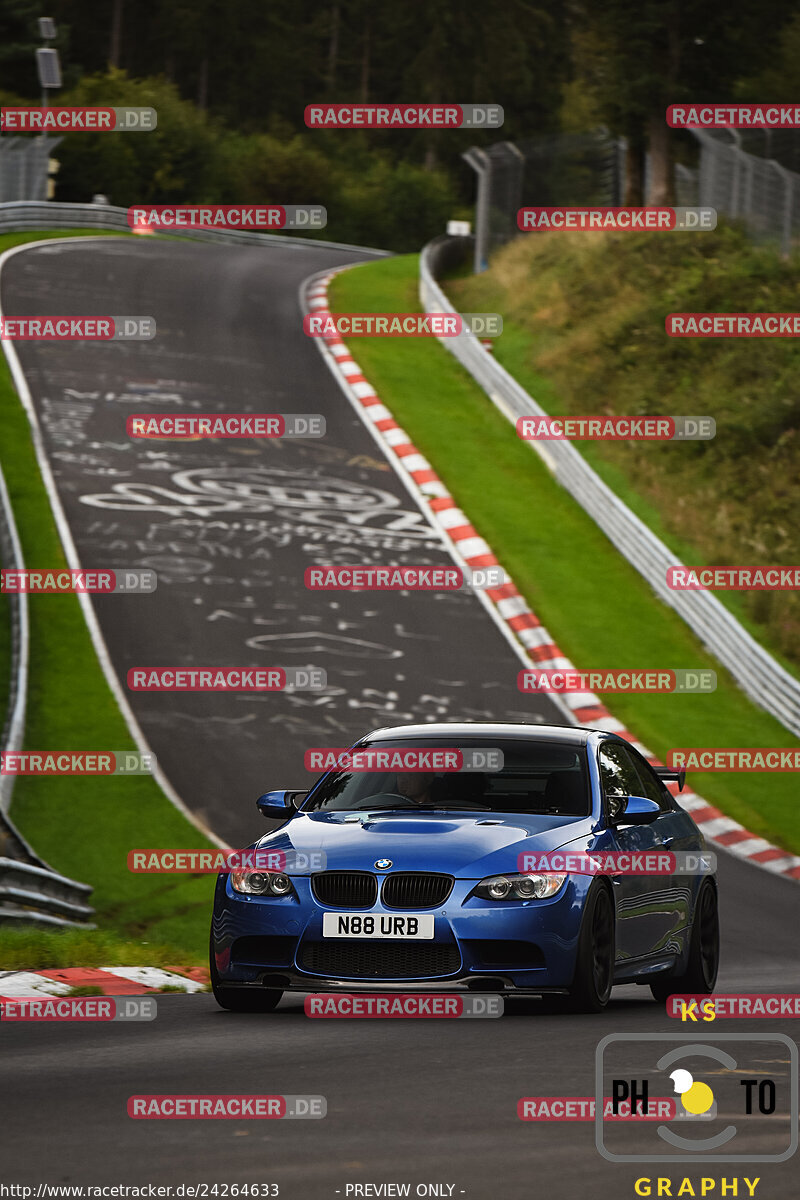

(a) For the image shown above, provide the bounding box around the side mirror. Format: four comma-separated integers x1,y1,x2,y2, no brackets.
256,790,306,819
617,794,661,825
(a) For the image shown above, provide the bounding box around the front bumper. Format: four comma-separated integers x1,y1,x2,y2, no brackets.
211,873,588,993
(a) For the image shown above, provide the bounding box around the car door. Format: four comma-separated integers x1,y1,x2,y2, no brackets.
597,740,676,963
625,745,694,956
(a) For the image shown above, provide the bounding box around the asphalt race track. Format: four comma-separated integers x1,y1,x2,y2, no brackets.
1,236,565,845
2,851,800,1200
2,238,799,1198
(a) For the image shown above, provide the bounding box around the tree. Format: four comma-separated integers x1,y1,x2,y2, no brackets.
568,0,797,204
0,0,44,98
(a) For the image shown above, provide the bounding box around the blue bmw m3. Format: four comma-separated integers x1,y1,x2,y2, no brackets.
210,723,719,1012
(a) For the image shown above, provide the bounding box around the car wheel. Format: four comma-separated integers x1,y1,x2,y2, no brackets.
650,879,719,1004
566,881,615,1012
209,930,283,1013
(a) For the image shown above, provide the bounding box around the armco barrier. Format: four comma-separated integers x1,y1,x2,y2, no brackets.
0,857,94,927
0,200,391,256
0,459,94,927
420,235,800,739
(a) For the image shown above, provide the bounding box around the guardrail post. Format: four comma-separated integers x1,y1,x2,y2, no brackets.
770,159,794,259
462,147,491,273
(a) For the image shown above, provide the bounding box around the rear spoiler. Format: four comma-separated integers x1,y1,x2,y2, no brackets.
654,766,686,792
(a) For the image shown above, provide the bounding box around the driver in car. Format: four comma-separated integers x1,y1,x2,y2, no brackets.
395,771,436,806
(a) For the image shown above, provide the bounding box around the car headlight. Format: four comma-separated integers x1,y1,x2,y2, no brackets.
230,870,294,896
474,872,567,900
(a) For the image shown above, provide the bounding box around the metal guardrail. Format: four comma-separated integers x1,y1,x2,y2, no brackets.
0,460,95,927
0,200,391,256
420,235,800,739
0,137,62,203
0,858,94,926
691,129,800,259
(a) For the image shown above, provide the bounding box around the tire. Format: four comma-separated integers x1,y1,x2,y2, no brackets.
566,881,615,1013
650,879,719,1004
210,931,283,1013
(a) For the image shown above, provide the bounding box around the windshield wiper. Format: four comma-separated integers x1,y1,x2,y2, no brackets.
332,804,494,816
367,805,491,814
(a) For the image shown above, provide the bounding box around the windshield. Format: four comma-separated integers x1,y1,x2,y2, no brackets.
302,738,590,816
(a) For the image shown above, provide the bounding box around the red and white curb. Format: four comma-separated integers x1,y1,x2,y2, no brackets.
304,269,800,884
0,966,207,999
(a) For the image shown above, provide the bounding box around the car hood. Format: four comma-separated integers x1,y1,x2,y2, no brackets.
255,810,595,878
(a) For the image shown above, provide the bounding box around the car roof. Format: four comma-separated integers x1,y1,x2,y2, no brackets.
359,722,596,746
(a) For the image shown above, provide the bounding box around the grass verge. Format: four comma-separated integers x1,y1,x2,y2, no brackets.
330,255,800,854
0,927,206,977
447,226,800,677
0,229,213,971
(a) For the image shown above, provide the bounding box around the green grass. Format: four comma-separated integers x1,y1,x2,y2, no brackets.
330,255,800,854
0,229,214,972
0,926,206,974
0,591,9,737
0,229,126,252
460,320,800,687
447,226,800,675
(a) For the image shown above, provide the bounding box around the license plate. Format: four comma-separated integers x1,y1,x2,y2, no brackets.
322,913,434,939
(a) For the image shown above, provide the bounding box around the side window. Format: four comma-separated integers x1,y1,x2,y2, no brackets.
598,742,642,799
629,750,672,811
